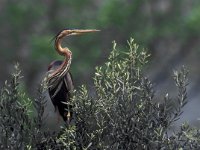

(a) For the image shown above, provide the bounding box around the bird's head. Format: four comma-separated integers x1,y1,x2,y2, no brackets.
56,29,100,40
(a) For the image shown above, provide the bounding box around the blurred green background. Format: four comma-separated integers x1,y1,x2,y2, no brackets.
1,0,200,107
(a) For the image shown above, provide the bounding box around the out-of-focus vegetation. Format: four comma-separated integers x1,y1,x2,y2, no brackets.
1,0,200,96
1,39,200,149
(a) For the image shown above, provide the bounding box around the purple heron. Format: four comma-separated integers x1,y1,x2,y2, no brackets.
47,29,99,123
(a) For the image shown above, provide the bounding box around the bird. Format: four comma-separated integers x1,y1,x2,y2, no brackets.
47,29,100,124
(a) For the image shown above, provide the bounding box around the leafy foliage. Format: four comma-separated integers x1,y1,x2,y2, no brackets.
70,38,200,149
0,63,32,149
0,39,200,149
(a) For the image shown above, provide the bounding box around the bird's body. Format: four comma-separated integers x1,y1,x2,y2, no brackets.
48,60,73,122
47,29,99,124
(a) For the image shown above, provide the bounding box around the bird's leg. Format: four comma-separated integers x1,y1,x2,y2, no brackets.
67,111,71,125
65,104,71,125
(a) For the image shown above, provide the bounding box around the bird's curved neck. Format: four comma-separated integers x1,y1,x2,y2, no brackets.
55,37,72,71
55,38,68,56
48,38,72,84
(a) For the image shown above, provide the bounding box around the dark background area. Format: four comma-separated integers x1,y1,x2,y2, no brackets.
0,0,200,127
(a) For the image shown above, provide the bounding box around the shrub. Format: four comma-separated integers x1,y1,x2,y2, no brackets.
0,38,199,149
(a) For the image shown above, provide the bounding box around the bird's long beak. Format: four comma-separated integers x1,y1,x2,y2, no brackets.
71,29,100,35
75,29,100,33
